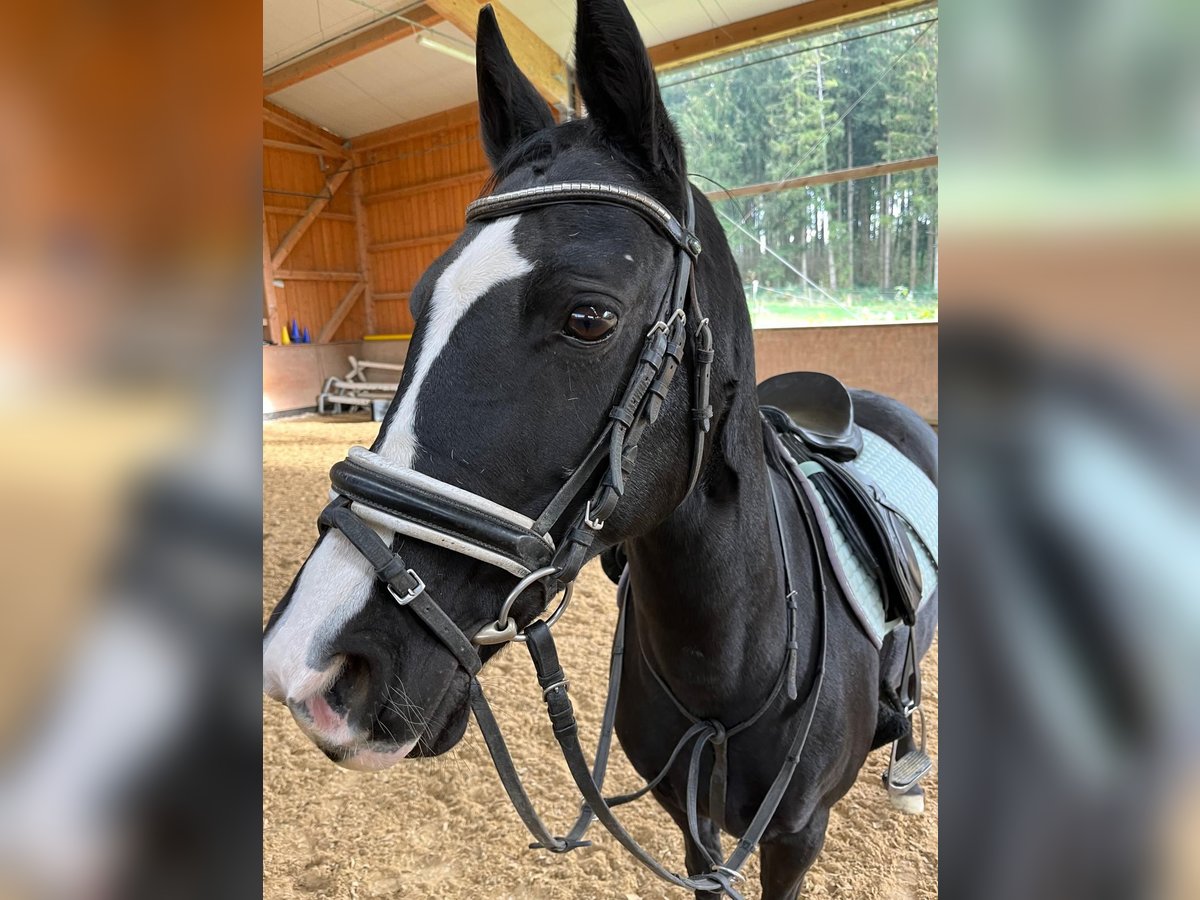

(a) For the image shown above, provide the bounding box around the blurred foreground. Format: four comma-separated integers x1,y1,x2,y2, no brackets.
941,0,1200,897
0,1,261,898
0,0,1197,897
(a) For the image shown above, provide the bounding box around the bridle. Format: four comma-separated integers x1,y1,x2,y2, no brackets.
321,180,713,645
315,180,826,898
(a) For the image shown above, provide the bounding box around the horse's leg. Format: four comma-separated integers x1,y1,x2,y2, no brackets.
657,793,724,900
759,808,830,900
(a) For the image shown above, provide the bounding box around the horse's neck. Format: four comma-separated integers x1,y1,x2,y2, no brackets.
625,384,795,722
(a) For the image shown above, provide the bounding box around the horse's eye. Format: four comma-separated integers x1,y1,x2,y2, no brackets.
565,305,618,342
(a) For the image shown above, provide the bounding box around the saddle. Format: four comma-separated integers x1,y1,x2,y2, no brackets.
758,373,922,629
759,373,935,795
757,372,863,461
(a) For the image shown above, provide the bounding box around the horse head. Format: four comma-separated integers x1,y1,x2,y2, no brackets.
263,0,748,770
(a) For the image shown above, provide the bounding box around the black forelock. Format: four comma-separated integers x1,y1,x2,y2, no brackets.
482,128,560,194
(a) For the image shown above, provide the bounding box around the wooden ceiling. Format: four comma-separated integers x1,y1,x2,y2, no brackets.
263,0,924,140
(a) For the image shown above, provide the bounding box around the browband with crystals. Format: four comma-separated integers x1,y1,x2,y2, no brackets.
467,182,703,258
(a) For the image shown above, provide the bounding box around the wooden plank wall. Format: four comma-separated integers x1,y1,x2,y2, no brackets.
263,117,364,342
262,102,489,342
352,103,489,336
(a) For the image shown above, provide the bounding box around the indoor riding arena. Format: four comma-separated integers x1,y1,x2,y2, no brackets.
263,0,939,897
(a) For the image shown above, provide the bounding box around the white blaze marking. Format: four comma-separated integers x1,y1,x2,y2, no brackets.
264,217,532,707
377,217,533,463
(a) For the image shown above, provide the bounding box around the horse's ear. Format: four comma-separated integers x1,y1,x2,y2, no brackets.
575,0,683,175
476,5,554,169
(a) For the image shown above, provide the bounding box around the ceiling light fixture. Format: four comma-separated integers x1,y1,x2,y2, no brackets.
416,32,476,65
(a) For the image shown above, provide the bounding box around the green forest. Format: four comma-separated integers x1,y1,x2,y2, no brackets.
660,6,938,326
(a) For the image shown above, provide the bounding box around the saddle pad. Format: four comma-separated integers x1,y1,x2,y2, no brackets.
801,429,938,647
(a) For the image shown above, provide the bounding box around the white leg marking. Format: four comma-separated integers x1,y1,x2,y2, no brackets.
263,217,532,705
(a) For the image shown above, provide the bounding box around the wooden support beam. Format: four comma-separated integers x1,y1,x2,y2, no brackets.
318,282,366,343
426,1,568,109
263,138,347,158
649,0,931,71
275,270,364,282
271,160,353,269
265,205,356,222
368,231,461,253
373,292,412,302
363,169,489,205
263,102,347,156
703,155,938,201
351,163,377,334
263,5,443,96
262,211,282,344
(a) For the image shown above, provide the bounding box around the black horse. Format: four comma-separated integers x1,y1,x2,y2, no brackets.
263,1,937,895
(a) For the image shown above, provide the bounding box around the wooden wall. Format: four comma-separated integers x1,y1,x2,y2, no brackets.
260,0,921,347
754,322,938,423
262,103,487,343
353,104,489,336
262,109,365,343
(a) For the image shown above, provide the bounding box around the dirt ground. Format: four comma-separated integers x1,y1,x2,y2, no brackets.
264,418,938,899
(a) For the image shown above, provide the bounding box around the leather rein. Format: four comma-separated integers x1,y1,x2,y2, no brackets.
315,181,827,898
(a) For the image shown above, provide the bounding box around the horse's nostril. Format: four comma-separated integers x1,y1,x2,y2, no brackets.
326,654,372,716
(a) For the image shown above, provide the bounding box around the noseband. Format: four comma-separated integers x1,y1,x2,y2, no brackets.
313,182,822,898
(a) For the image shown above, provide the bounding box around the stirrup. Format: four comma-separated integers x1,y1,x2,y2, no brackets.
886,705,932,794
886,627,931,796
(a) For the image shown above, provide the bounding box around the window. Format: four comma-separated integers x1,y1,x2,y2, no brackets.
661,5,939,327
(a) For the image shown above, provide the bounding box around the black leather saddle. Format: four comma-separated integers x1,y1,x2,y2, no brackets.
759,371,923,628
757,371,863,461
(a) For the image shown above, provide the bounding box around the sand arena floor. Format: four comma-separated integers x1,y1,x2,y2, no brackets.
264,418,938,899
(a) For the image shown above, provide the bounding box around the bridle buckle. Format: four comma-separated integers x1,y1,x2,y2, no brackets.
584,500,605,531
646,307,686,338
387,570,425,606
